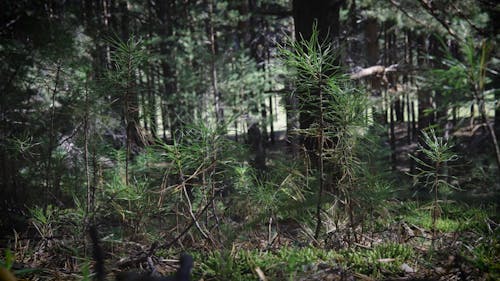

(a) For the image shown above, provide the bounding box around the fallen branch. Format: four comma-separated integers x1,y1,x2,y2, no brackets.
350,64,399,80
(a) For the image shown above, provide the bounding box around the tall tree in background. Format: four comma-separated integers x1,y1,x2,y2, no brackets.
206,0,223,124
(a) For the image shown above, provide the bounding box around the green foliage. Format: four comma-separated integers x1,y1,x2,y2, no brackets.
0,249,40,278
440,203,493,232
159,119,245,178
2,1,498,280
423,37,497,120
30,205,58,238
410,129,458,195
106,173,152,229
344,243,414,277
94,148,166,234
414,132,457,189
357,0,491,38
279,22,344,98
403,207,461,232
78,117,252,239
196,247,338,281
196,245,415,280
397,201,493,233
322,83,369,180
468,236,500,278
80,261,91,281
0,250,15,270
29,203,85,241
231,158,311,219
157,0,270,129
273,247,337,277
107,35,147,85
354,173,394,227
219,53,267,117
280,23,373,239
416,129,458,166
198,251,252,280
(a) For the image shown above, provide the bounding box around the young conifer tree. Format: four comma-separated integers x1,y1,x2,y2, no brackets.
280,23,369,240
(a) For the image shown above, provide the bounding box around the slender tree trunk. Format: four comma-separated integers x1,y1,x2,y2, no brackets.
149,66,157,139
390,100,397,170
269,96,275,144
475,40,500,172
470,104,475,128
406,93,412,145
157,68,167,140
125,68,131,186
495,79,500,137
365,17,383,124
156,0,176,139
139,69,148,131
206,0,223,124
266,41,275,145
411,100,417,141
482,111,500,172
45,63,61,203
417,34,433,133
431,35,447,127
145,2,157,139
84,75,92,218
365,17,379,66
285,91,300,155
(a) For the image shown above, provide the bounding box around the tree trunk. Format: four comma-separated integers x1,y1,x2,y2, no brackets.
390,100,396,170
417,34,433,133
206,0,223,124
395,96,403,122
248,123,266,170
285,89,300,155
411,100,417,141
406,93,412,145
494,72,500,138
430,35,447,127
269,96,275,144
156,0,177,139
364,17,383,124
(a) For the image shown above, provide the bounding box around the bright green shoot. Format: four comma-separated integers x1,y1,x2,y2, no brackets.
410,129,458,249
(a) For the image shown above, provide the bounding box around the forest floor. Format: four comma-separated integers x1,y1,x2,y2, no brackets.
7,200,493,280
4,200,496,281
256,123,499,280
1,123,498,281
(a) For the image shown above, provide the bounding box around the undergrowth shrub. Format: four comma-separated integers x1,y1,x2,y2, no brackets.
279,23,378,241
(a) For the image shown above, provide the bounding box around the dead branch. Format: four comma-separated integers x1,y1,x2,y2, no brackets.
350,64,399,80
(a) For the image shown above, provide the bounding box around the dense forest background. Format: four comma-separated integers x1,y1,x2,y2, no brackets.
1,0,499,280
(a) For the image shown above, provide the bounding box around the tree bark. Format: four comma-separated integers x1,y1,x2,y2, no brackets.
206,0,223,124
417,34,433,133
156,0,177,139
